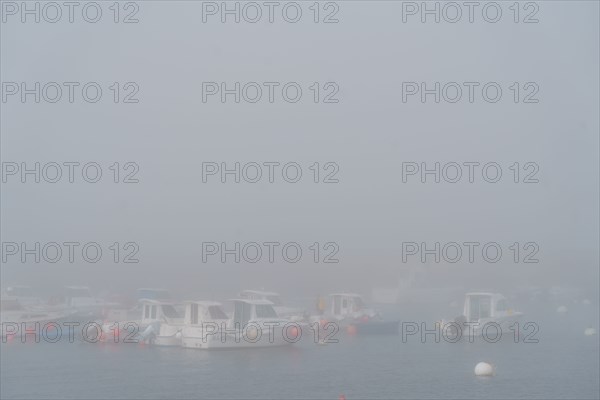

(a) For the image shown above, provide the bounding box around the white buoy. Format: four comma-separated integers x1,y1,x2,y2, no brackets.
474,362,495,376
246,326,259,341
584,328,597,336
557,305,568,314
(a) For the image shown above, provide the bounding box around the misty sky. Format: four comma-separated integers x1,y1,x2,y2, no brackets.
1,1,598,300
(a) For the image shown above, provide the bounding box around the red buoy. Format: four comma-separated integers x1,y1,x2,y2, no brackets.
289,326,299,338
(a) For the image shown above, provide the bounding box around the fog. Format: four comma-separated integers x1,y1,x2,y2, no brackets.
1,1,599,399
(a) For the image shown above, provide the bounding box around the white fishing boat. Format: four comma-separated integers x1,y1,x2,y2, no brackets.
142,299,184,346
99,288,174,331
180,301,229,349
181,299,292,349
324,293,378,322
443,292,524,337
98,299,183,345
314,293,398,334
239,290,306,321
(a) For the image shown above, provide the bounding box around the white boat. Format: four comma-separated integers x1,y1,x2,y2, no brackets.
1,297,74,339
61,286,116,319
444,292,524,337
180,301,229,349
181,299,292,349
322,293,378,323
98,287,175,338
98,299,183,345
313,293,399,334
142,299,184,346
239,290,306,321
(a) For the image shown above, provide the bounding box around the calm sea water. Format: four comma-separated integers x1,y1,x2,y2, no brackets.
2,308,599,399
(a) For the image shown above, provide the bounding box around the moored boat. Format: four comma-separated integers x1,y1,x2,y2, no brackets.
313,293,399,335
181,299,293,349
239,290,306,321
1,297,75,339
98,298,183,345
441,292,524,337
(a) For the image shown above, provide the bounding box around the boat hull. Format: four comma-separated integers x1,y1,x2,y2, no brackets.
153,323,183,346
154,335,182,346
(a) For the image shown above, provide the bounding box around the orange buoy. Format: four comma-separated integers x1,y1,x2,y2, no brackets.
346,325,357,335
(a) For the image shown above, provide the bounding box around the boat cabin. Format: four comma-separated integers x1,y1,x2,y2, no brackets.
463,293,510,322
329,293,366,317
230,299,280,328
140,299,182,325
239,290,284,306
183,301,228,325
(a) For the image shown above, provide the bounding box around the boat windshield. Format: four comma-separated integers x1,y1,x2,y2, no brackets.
353,296,365,310
255,304,278,318
234,301,252,327
468,295,491,320
208,305,228,320
161,305,181,318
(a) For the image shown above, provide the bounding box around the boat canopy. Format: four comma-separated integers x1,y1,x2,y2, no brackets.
136,288,172,300
329,293,363,298
239,290,283,306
